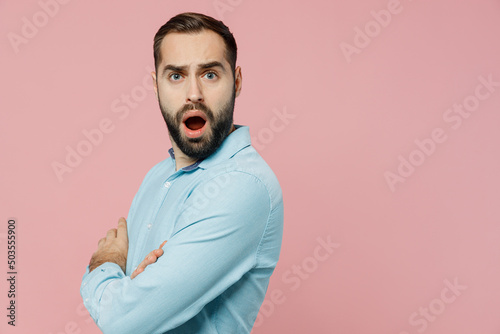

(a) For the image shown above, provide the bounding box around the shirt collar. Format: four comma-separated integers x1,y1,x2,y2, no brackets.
168,125,251,172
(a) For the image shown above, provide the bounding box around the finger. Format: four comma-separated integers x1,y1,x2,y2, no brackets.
106,228,117,239
98,237,106,247
116,217,128,242
130,267,143,279
131,259,152,279
130,264,144,280
153,248,164,257
136,251,158,271
150,241,167,257
144,253,158,265
130,247,163,280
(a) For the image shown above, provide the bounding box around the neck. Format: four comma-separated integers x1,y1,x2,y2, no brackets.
170,140,197,171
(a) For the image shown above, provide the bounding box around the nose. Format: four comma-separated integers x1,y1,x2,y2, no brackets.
186,76,203,103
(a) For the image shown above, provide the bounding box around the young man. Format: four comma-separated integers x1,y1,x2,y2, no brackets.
81,12,283,333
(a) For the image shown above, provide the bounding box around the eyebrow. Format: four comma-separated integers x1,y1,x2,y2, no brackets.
162,61,226,77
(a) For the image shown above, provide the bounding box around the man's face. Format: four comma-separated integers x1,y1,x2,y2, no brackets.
152,29,242,160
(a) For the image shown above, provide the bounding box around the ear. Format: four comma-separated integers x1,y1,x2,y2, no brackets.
234,66,242,97
151,71,158,97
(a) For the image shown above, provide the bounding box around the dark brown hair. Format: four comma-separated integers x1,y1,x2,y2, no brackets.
153,12,237,73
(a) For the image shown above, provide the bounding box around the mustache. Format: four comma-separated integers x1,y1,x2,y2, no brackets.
176,102,213,123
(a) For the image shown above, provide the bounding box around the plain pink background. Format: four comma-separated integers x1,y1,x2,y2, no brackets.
1,0,500,333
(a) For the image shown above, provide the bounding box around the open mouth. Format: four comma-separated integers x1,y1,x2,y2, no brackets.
185,116,206,130
182,110,208,138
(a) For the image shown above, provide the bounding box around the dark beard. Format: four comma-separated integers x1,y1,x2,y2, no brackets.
159,90,235,160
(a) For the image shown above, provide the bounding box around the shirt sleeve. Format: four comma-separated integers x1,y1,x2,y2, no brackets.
80,171,272,334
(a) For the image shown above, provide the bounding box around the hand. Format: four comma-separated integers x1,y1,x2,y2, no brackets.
89,217,129,273
130,240,167,279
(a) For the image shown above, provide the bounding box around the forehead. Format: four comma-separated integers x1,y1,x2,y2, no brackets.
159,30,227,67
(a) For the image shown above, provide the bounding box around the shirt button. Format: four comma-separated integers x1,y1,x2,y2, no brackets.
85,298,89,303
164,181,171,188
83,282,87,286
147,223,152,230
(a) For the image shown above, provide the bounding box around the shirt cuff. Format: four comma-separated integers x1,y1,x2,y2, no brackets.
80,262,127,321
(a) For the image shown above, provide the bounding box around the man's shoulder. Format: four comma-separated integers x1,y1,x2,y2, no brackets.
233,145,280,188
203,145,283,206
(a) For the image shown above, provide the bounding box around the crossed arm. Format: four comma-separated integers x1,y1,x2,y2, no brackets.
88,217,165,280
81,172,274,333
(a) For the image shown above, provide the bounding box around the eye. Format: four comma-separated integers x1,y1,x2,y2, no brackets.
204,72,217,80
170,73,182,81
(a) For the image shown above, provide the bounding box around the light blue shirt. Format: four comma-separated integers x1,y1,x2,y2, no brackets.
80,125,284,334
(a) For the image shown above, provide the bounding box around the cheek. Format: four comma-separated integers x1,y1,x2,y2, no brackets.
207,85,233,106
159,89,183,110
